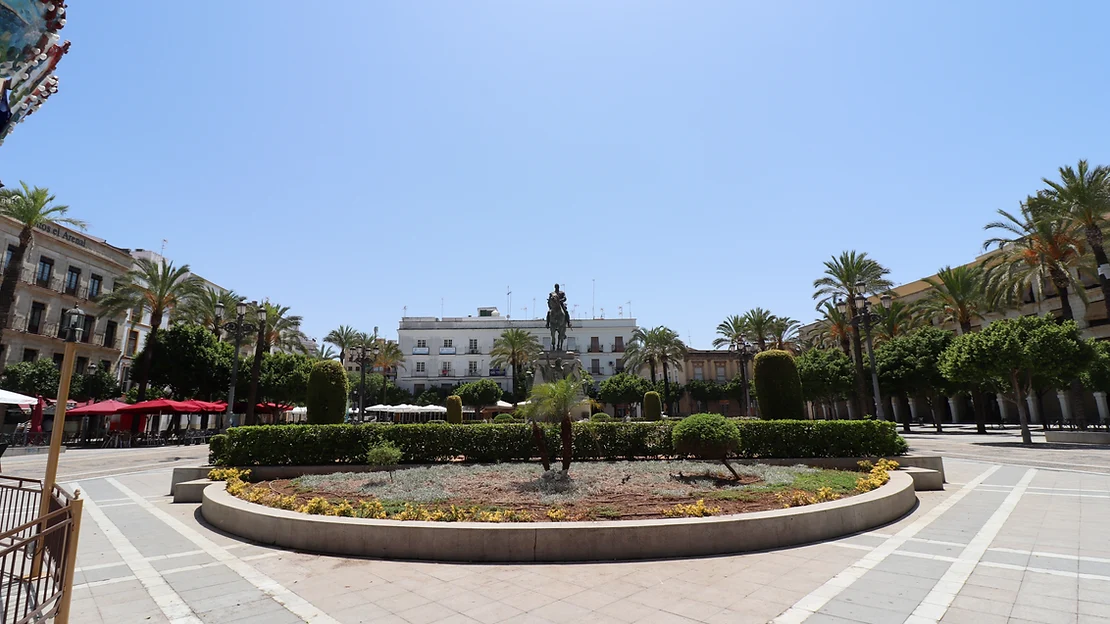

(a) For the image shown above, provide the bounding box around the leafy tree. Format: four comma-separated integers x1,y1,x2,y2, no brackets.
98,258,207,428
814,250,892,420
1041,159,1110,318
490,328,541,401
454,379,503,413
623,326,685,410
245,301,309,424
138,323,231,400
125,384,167,403
1081,340,1110,394
940,315,1093,444
597,372,651,410
259,352,313,405
795,348,854,418
0,182,86,360
74,367,121,402
0,359,60,398
685,379,725,413
873,327,953,432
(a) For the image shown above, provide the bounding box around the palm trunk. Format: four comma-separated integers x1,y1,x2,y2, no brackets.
848,309,869,419
244,326,265,426
0,228,32,367
132,311,163,433
662,361,671,414
1087,227,1110,320
531,421,551,471
929,390,943,433
560,413,573,472
1053,280,1088,429
1011,372,1032,445
649,363,657,383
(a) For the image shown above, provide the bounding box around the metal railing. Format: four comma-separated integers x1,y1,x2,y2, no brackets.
0,477,82,624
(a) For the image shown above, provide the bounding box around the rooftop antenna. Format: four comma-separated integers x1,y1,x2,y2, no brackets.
160,238,167,257
507,286,512,319
532,297,536,320
403,305,407,318
592,278,596,319
618,305,623,318
522,305,528,319
600,307,605,319
440,298,444,319
572,303,578,319
627,301,632,319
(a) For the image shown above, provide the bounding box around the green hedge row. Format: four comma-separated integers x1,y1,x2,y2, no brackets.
209,420,907,466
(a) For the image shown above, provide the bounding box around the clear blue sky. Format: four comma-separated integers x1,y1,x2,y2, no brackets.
4,2,1108,348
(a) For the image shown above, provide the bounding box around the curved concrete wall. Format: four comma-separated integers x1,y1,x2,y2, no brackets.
201,472,916,562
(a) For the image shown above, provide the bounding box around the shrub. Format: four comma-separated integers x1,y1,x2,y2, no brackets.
642,391,662,421
446,395,463,424
662,499,721,518
307,360,349,424
208,420,907,466
493,414,515,424
367,441,403,467
672,413,742,477
752,350,805,420
589,413,612,422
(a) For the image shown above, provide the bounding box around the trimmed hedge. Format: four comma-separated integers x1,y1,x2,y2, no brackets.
446,395,463,424
307,360,349,424
753,350,805,420
672,413,740,459
643,391,662,421
209,419,907,466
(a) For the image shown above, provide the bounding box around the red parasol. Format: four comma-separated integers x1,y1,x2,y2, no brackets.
117,399,205,414
29,395,44,433
68,399,131,416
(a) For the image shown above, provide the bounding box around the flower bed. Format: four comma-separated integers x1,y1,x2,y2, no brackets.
211,460,898,522
209,420,908,466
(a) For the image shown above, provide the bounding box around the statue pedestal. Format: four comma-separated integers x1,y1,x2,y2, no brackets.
534,351,584,386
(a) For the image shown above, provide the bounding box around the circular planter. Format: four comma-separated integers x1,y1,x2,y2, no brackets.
200,471,916,562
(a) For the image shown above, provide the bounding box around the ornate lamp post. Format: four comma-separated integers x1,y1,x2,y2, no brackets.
242,304,269,426
836,284,891,421
738,342,756,417
214,300,258,428
353,338,371,421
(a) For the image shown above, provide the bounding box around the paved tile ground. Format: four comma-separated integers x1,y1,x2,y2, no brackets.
5,434,1110,623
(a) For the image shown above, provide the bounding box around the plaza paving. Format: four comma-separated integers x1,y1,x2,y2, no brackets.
4,430,1109,623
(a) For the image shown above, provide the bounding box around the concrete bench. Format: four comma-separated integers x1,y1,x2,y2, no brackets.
173,478,214,503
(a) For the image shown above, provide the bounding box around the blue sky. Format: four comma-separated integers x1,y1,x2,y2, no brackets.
3,2,1109,348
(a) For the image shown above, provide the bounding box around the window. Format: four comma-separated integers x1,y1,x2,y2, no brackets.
81,314,95,343
441,362,452,376
22,348,38,362
99,360,111,372
3,244,16,270
75,356,88,374
591,358,601,375
104,321,118,349
716,364,726,382
28,302,45,334
52,353,64,367
694,364,704,381
614,336,625,352
416,339,427,348
416,362,426,372
127,330,139,356
615,358,625,373
64,266,81,295
89,274,103,299
443,339,453,348
468,361,478,375
589,337,600,352
468,338,478,354
35,256,53,287
414,384,425,394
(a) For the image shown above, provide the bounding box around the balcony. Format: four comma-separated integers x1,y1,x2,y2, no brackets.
611,344,625,353
466,348,481,355
589,368,601,376
412,370,428,377
412,346,430,355
467,369,481,377
439,347,456,355
587,345,603,353
489,369,507,377
439,370,453,377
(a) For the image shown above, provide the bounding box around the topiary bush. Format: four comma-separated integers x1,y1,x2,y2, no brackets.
446,395,463,424
493,413,515,424
367,441,403,481
672,413,742,477
306,360,349,424
643,391,662,421
752,349,805,420
589,413,613,422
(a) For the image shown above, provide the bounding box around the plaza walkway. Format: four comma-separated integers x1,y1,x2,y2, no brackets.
2,430,1107,623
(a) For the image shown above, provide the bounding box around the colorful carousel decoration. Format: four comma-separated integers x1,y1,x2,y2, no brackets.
0,0,69,145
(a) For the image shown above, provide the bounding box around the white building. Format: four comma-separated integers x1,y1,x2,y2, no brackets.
395,307,638,396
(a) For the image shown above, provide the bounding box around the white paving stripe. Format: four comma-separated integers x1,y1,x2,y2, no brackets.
107,477,340,624
771,464,1002,624
72,575,139,591
905,468,1036,624
74,482,203,624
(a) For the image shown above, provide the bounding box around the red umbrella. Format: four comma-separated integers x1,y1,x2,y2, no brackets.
29,395,44,433
117,399,203,414
68,399,130,416
187,400,227,412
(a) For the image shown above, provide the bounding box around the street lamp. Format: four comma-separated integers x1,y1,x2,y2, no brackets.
243,304,269,426
353,338,371,421
738,342,756,417
37,304,83,538
836,284,891,421
214,300,257,428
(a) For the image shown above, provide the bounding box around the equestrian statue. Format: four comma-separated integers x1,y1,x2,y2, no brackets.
545,283,572,352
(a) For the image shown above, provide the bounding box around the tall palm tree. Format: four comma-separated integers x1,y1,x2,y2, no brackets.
624,326,686,412
98,258,206,429
916,265,992,334
490,328,542,400
530,377,585,473
312,343,338,360
244,301,308,424
324,325,360,367
741,307,776,351
1041,160,1110,318
872,300,915,343
814,302,852,356
712,314,748,352
814,250,893,419
984,195,1091,428
371,337,406,403
178,288,244,334
0,183,86,362
768,316,801,351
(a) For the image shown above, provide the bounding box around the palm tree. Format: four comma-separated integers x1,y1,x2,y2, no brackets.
1041,160,1110,318
529,377,585,473
984,195,1091,428
916,265,992,334
178,288,244,334
741,307,776,351
873,300,915,343
623,326,686,413
98,258,206,430
244,301,308,424
491,328,542,400
768,316,801,351
324,325,360,367
814,302,852,356
372,338,405,404
0,183,86,362
814,250,893,419
712,314,748,352
312,343,338,360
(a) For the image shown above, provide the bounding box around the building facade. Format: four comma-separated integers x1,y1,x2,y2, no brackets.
677,349,749,416
0,217,131,373
395,307,638,396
